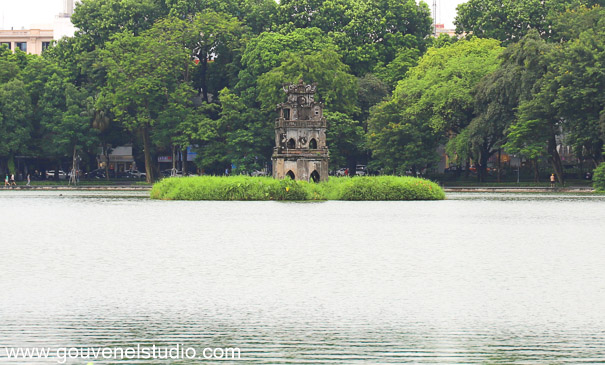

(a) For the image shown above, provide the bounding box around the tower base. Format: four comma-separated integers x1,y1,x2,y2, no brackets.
272,156,329,182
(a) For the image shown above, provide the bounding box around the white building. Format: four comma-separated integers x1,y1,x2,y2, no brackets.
0,0,79,54
54,0,78,40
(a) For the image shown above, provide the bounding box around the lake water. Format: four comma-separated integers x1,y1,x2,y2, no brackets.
1,191,604,364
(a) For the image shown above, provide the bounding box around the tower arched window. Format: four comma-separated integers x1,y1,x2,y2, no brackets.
287,138,296,149
309,138,317,149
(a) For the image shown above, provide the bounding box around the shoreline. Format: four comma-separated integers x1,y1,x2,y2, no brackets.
0,185,596,193
443,186,595,193
1,185,152,191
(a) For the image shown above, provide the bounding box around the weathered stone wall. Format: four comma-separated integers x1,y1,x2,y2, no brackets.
272,158,329,182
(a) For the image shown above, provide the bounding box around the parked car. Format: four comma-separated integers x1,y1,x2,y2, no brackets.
250,169,268,177
161,169,184,178
116,171,138,179
335,168,347,177
127,169,147,179
355,165,367,176
45,170,67,180
85,169,106,179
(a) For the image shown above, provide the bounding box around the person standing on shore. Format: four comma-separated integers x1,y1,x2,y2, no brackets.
4,174,8,187
550,173,556,188
10,174,16,186
26,173,31,186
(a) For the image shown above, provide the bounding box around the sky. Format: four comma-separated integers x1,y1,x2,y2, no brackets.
0,0,467,30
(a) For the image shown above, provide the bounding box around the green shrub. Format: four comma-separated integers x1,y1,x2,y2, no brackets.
150,175,311,201
593,164,605,192
333,176,445,201
150,175,445,201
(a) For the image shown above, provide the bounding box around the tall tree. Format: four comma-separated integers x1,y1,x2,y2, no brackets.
275,0,432,76
0,79,33,174
71,0,168,50
99,31,189,182
549,7,605,167
367,98,440,175
503,32,564,183
236,27,336,105
450,32,551,181
256,50,358,114
455,0,604,44
149,12,244,102
326,111,366,174
395,38,503,135
367,38,503,175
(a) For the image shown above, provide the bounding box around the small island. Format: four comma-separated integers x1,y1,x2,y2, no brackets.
150,175,445,201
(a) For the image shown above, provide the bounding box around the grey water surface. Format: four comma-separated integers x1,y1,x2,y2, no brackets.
0,191,604,364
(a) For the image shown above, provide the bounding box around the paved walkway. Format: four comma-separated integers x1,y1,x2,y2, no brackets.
1,185,596,193
1,185,151,191
443,186,595,193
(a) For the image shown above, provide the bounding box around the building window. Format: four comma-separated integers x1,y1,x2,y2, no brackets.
309,138,317,149
16,42,27,52
283,108,290,120
287,138,296,149
286,170,295,180
0,42,10,50
42,42,51,52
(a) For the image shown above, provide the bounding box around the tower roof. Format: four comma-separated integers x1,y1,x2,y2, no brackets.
283,80,317,95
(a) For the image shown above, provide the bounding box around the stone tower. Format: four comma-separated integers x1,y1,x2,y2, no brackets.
272,80,329,182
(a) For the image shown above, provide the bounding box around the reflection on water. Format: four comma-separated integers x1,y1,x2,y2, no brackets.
1,191,605,363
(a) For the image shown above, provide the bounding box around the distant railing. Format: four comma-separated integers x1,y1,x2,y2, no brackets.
0,30,54,37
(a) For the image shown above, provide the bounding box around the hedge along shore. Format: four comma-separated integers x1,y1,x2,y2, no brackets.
150,176,445,201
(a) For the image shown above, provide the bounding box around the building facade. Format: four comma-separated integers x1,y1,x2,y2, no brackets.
272,80,329,182
0,29,53,55
434,24,457,38
97,145,136,173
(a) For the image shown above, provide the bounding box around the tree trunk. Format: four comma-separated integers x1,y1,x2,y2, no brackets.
346,156,356,177
497,149,501,183
200,56,208,103
142,126,155,183
104,142,110,181
592,140,603,167
548,135,564,185
477,148,491,183
533,158,540,182
54,160,61,181
172,145,176,174
182,146,188,175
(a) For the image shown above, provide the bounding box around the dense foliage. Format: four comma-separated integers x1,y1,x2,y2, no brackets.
594,164,605,192
150,176,445,200
0,0,604,184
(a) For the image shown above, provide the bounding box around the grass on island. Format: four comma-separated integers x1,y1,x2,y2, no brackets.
150,175,445,201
